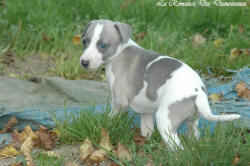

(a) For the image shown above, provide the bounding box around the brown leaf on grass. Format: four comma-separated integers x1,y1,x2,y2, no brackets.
235,82,250,100
42,31,50,42
72,35,81,45
108,163,121,166
99,128,113,151
213,38,223,48
12,126,35,143
20,132,38,161
209,93,223,102
116,142,132,161
89,149,108,163
134,127,147,146
65,161,79,166
121,0,134,10
135,32,147,41
145,160,155,166
0,145,20,159
229,48,250,61
238,25,244,34
10,162,22,166
79,137,95,162
0,52,15,66
0,116,18,133
192,33,206,46
36,131,55,150
88,129,113,163
27,161,35,166
233,153,240,164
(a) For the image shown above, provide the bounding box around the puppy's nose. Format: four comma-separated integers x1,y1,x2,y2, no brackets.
81,60,89,68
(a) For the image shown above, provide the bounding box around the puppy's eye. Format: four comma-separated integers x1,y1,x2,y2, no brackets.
100,43,107,49
82,39,87,45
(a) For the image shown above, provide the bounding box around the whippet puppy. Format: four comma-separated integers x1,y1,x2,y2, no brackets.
80,19,240,149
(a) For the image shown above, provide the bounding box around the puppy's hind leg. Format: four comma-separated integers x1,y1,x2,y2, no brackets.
141,113,154,137
155,106,183,150
186,118,200,139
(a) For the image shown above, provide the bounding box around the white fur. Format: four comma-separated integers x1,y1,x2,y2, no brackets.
80,24,104,69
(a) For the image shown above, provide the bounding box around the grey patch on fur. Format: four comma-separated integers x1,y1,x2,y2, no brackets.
168,96,197,132
81,21,99,50
81,21,92,38
111,46,159,109
195,88,198,92
145,58,183,101
201,86,207,94
98,21,123,61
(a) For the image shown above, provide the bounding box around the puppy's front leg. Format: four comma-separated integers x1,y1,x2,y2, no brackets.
109,96,128,118
141,113,154,137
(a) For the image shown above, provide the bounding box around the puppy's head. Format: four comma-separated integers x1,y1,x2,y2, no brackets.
80,20,131,70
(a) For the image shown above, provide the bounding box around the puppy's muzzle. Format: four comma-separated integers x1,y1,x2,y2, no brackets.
81,60,90,69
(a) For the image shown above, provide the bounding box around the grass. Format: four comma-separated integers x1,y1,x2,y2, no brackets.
0,0,249,79
33,153,65,166
54,104,250,166
55,104,137,145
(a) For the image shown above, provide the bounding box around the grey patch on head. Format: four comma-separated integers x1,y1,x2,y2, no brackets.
168,96,197,132
111,46,160,108
201,86,207,94
97,21,123,61
81,20,99,50
81,21,92,38
195,88,198,92
145,58,183,101
114,22,132,44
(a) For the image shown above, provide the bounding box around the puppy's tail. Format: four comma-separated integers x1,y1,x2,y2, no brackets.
195,90,240,122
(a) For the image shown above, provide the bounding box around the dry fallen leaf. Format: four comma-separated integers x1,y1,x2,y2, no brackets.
10,162,22,166
135,32,147,41
36,130,55,150
209,93,223,102
121,0,134,10
65,161,79,166
116,142,132,161
27,161,35,166
134,127,147,146
89,149,108,163
72,35,81,45
20,132,38,161
0,116,18,133
213,38,223,48
233,153,240,164
235,81,250,100
79,137,95,162
99,128,113,151
0,145,20,159
192,33,206,46
230,48,241,61
229,48,250,61
145,160,155,166
88,128,113,163
42,31,50,42
238,25,244,34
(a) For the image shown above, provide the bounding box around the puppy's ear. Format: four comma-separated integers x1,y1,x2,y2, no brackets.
114,22,132,43
81,21,92,38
